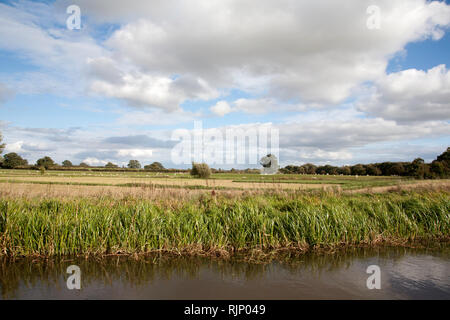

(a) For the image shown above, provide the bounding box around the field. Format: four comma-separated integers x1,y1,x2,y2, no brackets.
1,169,447,191
0,169,449,257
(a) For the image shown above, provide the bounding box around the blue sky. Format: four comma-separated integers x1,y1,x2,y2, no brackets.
0,0,449,168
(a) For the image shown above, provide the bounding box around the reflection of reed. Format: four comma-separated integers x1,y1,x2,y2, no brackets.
1,246,448,299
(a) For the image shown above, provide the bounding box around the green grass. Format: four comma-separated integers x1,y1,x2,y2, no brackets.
0,179,236,190
0,168,417,191
0,191,448,257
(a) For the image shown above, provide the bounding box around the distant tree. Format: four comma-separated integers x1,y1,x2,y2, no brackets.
191,162,211,178
105,162,118,168
338,166,352,175
436,147,450,171
351,164,366,175
407,158,426,179
144,162,165,171
430,161,445,178
365,164,381,176
2,152,28,168
0,132,5,165
36,156,55,169
79,162,89,167
127,160,141,169
62,160,73,167
387,163,405,176
317,165,338,175
0,132,5,155
302,163,317,174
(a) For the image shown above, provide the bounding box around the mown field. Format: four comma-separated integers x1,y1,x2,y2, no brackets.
0,169,442,191
0,169,449,257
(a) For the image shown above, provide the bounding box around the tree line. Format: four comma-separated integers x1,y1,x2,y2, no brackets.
280,148,450,179
0,132,448,178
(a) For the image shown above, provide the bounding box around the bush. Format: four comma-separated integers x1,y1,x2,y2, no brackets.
190,162,211,179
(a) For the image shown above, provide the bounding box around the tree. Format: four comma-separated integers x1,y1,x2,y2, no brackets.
436,147,450,170
387,163,405,176
36,156,55,169
127,160,141,169
191,162,211,178
338,166,351,175
105,162,118,168
430,161,445,178
0,132,5,165
79,162,89,167
365,164,381,176
0,132,5,155
144,162,165,171
351,164,366,175
2,152,28,168
407,158,426,179
302,163,317,174
62,160,73,167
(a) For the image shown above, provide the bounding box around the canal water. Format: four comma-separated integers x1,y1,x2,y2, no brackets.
1,246,449,299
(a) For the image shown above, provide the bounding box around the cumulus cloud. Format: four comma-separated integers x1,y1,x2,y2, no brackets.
117,149,153,158
0,2,104,96
280,115,449,151
103,135,176,148
69,0,450,107
82,157,108,166
87,57,219,111
4,141,24,153
4,0,450,113
210,98,307,116
117,109,200,126
210,101,232,116
358,64,450,122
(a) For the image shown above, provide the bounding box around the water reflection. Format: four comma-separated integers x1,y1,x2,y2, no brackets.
1,245,449,299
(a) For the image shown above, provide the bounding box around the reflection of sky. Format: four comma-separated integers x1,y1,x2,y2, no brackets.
2,248,449,299
387,256,450,299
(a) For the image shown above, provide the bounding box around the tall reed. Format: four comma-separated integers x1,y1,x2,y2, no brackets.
0,191,448,256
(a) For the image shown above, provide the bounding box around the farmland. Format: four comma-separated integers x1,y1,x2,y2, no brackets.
0,169,449,257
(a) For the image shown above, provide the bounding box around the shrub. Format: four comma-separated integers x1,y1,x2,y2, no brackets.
190,162,211,178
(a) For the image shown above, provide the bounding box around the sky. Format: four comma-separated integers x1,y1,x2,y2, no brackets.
0,0,449,168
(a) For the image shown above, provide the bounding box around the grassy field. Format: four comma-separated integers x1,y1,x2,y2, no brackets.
0,169,441,191
0,169,448,257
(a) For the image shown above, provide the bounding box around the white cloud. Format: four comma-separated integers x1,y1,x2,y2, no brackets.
87,57,219,111
358,64,450,122
72,0,450,106
210,100,232,116
117,149,153,158
4,0,450,115
4,140,24,153
82,157,107,166
117,109,200,126
210,98,307,116
0,2,104,96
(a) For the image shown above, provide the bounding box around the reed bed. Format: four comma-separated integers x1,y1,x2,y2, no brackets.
0,191,448,257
